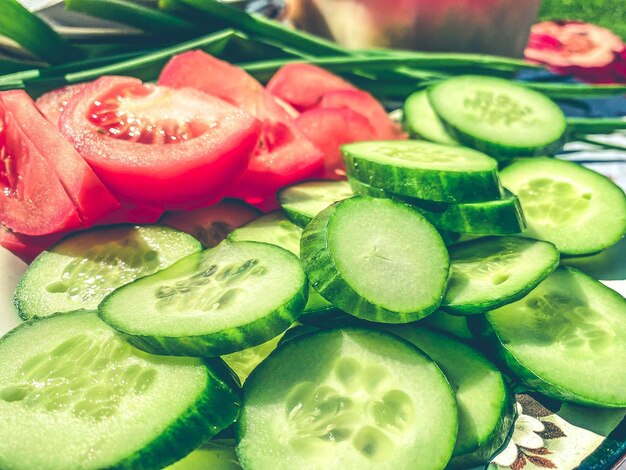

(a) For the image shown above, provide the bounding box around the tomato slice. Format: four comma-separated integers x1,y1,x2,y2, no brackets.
60,76,261,209
3,90,120,227
36,83,90,126
0,99,82,236
158,51,324,208
266,63,357,111
0,224,65,263
295,108,377,179
318,89,406,140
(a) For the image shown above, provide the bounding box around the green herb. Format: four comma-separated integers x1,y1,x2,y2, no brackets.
567,117,626,134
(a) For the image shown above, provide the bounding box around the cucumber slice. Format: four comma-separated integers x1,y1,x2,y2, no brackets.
500,158,626,255
301,196,449,323
166,440,240,470
228,212,334,315
0,311,239,470
14,224,201,320
428,75,567,158
221,333,283,383
403,90,459,146
342,140,501,203
421,310,475,340
349,177,525,235
382,325,516,468
443,237,560,315
486,267,626,407
160,198,262,248
236,328,458,470
99,240,308,357
278,180,354,227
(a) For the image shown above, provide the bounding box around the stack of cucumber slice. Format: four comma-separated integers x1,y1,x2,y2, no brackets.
2,75,626,469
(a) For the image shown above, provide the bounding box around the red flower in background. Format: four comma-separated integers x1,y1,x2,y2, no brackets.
525,21,626,84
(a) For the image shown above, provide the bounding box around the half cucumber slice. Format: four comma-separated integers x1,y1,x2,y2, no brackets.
0,311,240,470
342,140,501,203
236,328,458,470
99,240,308,357
301,196,449,323
500,157,626,255
443,237,560,315
485,267,626,407
278,180,354,227
349,177,525,235
428,75,567,158
403,90,459,146
382,325,516,468
228,212,334,315
14,224,201,320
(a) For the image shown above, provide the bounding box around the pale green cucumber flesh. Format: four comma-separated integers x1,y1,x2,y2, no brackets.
0,311,239,470
382,325,515,468
98,241,308,357
403,90,459,146
428,75,567,158
349,177,524,235
228,212,334,314
486,267,626,407
165,440,240,470
236,328,458,470
221,333,283,383
301,197,449,323
160,198,262,248
278,180,355,228
421,310,475,340
341,140,501,203
13,225,201,321
501,158,626,255
443,237,560,314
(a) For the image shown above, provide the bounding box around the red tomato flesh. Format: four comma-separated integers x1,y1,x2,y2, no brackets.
0,96,82,236
60,76,261,209
318,89,406,140
158,51,324,207
3,90,120,227
295,108,377,179
266,63,357,111
36,83,90,126
0,224,65,263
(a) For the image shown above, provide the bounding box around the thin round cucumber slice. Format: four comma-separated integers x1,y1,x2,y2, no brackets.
403,90,459,146
166,440,240,470
0,311,240,470
221,333,283,383
421,310,475,340
301,196,449,323
349,177,525,235
382,325,516,468
341,140,501,203
99,240,308,357
237,328,458,470
160,198,262,248
14,224,201,320
428,75,567,158
500,158,626,255
443,236,560,315
278,180,354,227
228,212,334,314
486,267,626,407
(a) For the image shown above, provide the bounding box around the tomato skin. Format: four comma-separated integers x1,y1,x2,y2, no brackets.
60,76,262,209
318,89,406,140
295,108,377,179
158,51,324,207
266,63,356,111
3,90,120,227
0,97,82,236
36,83,90,126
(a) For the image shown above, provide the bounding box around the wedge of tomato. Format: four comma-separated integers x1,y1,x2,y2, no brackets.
36,83,90,126
60,76,261,209
266,63,357,111
295,108,376,179
158,51,324,208
3,90,120,227
0,95,83,236
0,224,65,263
